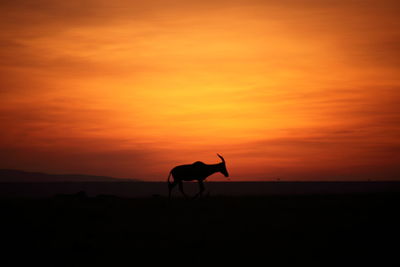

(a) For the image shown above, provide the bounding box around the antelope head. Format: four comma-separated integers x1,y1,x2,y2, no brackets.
217,154,229,177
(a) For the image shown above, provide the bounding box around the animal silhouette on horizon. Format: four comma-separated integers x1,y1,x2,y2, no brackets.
168,154,229,199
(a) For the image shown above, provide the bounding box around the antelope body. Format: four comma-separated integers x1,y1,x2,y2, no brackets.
168,154,229,199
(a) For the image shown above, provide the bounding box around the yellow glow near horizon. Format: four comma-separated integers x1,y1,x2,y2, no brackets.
1,0,399,180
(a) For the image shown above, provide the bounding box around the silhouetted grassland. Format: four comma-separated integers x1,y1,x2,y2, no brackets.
1,193,399,266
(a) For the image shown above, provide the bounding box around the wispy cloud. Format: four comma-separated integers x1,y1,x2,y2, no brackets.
0,0,399,180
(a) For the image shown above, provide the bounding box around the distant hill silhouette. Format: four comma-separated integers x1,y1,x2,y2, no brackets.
0,169,139,182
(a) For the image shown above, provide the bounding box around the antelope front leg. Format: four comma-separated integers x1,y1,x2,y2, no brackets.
193,180,205,199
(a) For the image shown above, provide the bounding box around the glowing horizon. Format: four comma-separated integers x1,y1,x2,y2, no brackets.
1,0,399,181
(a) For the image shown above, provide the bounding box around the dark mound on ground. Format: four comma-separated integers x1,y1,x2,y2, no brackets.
0,169,137,182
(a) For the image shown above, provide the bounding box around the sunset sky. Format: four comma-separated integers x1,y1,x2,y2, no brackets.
1,0,399,181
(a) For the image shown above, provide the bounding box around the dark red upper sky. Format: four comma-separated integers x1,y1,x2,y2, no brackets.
1,0,399,180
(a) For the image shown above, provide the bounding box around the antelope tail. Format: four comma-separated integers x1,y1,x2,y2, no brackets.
167,171,172,184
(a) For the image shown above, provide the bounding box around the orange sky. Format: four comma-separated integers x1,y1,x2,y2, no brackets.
1,0,399,181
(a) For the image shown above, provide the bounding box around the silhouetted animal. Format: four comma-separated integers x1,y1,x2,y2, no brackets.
167,154,229,199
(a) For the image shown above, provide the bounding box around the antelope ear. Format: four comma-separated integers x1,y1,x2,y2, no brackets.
217,154,225,163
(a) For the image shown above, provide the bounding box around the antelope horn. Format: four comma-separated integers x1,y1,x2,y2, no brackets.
217,154,225,163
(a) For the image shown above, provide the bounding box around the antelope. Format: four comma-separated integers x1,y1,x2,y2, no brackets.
167,154,229,199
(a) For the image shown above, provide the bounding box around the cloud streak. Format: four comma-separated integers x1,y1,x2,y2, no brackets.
1,0,399,180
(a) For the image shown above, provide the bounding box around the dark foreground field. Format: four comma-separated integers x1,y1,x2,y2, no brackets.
1,193,399,266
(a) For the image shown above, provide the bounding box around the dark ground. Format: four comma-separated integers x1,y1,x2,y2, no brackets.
1,193,399,266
